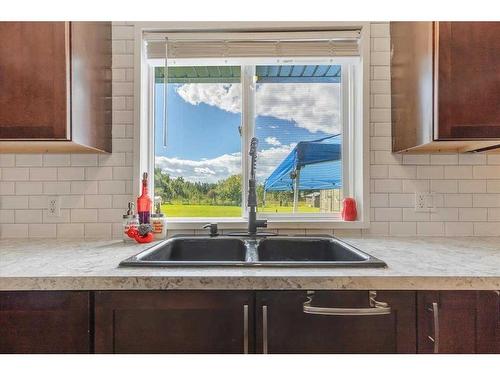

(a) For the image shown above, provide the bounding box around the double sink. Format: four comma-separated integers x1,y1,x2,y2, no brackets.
120,235,386,268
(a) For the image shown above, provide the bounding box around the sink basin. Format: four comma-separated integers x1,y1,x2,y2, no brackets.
120,237,247,266
257,237,368,262
119,235,386,268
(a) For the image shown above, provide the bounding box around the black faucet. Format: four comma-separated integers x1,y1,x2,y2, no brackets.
247,137,267,235
202,223,219,237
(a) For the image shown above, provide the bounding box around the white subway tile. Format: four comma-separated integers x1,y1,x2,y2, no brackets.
430,180,458,193
389,194,414,208
403,154,429,165
0,224,28,238
15,210,42,223
430,154,458,165
85,195,112,208
42,209,70,223
2,168,29,181
70,181,98,195
370,165,388,179
85,223,112,239
431,208,459,222
403,208,430,222
444,194,473,207
417,166,444,179
363,222,389,236
43,182,71,195
445,222,473,237
459,208,487,222
487,181,500,193
474,222,500,236
30,168,57,181
28,196,47,209
370,193,389,207
444,166,473,179
487,155,500,165
98,208,126,223
71,209,98,223
487,208,500,221
0,182,15,195
113,167,133,180
99,153,127,167
85,167,113,181
374,208,402,221
0,209,14,223
57,223,85,238
372,66,390,80
402,179,430,193
374,179,402,193
390,222,416,236
15,154,42,167
459,154,487,165
58,167,85,181
71,154,98,167
417,222,445,236
459,180,487,193
15,182,43,195
473,166,500,179
99,180,126,194
43,154,71,167
0,155,15,167
29,224,56,238
112,195,134,209
0,196,29,209
473,194,500,207
371,23,390,37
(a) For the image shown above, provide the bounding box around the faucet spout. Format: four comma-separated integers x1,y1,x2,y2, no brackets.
247,137,267,235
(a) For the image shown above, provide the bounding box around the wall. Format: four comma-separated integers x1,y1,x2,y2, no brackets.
0,22,499,238
0,22,135,239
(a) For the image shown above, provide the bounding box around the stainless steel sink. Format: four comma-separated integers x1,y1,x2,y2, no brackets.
120,235,386,268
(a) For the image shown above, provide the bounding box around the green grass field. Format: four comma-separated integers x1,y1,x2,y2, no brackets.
161,203,320,217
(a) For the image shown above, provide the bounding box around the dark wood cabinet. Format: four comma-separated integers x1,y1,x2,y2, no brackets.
391,22,500,153
0,22,111,153
255,290,416,353
417,291,500,353
94,291,254,354
0,291,90,353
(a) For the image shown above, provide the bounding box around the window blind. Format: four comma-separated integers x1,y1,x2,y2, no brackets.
144,30,361,59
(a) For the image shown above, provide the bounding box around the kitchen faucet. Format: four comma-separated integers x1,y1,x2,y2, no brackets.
247,137,268,235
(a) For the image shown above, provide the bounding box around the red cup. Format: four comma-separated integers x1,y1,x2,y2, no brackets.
341,198,357,221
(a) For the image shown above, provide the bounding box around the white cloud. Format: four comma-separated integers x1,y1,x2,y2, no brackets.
265,136,281,146
155,143,297,184
156,153,241,184
175,82,341,134
176,83,241,114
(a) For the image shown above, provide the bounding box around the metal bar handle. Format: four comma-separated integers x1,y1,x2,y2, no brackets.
427,302,440,354
243,304,249,354
262,305,268,354
303,291,391,316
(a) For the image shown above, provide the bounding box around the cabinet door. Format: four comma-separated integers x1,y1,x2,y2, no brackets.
0,291,90,353
437,22,500,139
0,22,69,139
95,291,254,354
417,291,500,353
255,291,416,354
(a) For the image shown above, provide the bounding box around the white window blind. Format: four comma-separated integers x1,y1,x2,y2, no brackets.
144,30,361,59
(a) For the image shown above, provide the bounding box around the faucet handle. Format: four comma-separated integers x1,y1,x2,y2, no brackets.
202,223,219,237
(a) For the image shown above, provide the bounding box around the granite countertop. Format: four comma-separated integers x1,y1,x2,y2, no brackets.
1,237,500,290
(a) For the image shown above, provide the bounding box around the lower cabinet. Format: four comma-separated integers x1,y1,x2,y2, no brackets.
255,291,416,353
1,289,498,354
94,291,254,353
0,291,90,353
417,291,500,353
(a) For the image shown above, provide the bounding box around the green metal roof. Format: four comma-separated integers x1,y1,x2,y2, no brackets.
155,65,341,84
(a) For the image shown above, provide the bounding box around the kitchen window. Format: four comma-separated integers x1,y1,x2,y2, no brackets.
140,28,369,226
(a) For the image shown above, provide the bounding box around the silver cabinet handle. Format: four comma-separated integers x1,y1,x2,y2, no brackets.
262,305,268,354
427,302,440,354
243,304,249,354
303,291,391,316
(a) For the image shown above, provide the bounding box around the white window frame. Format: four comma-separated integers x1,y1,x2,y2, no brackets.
135,22,370,230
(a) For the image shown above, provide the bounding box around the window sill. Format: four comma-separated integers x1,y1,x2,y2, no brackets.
165,218,368,230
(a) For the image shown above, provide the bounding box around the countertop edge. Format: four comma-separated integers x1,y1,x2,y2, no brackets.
2,275,500,291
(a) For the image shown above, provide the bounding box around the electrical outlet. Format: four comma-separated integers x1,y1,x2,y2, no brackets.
414,192,436,212
47,196,61,217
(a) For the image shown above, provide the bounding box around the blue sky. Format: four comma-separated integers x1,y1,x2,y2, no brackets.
154,80,341,183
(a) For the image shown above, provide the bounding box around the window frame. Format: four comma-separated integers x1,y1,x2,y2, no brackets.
136,24,370,230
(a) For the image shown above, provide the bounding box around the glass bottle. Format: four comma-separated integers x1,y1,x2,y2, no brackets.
137,172,152,224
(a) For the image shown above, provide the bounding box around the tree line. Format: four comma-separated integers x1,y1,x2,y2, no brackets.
154,168,295,206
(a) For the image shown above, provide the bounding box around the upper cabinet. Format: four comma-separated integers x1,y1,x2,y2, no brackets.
391,22,500,153
0,22,112,153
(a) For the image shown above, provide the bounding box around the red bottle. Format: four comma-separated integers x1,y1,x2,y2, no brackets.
341,197,357,221
137,172,152,224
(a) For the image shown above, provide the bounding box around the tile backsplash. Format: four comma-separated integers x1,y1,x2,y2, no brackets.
0,22,499,238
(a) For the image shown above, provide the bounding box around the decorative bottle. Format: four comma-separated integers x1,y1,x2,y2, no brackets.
137,172,152,224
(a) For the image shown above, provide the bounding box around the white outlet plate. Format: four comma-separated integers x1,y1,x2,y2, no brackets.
414,192,436,212
47,196,61,217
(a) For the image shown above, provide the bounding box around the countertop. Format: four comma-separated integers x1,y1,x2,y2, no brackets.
1,237,500,290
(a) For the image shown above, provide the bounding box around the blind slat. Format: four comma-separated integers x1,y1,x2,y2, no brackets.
145,30,360,59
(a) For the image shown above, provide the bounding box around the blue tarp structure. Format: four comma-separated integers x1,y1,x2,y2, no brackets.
264,134,342,193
